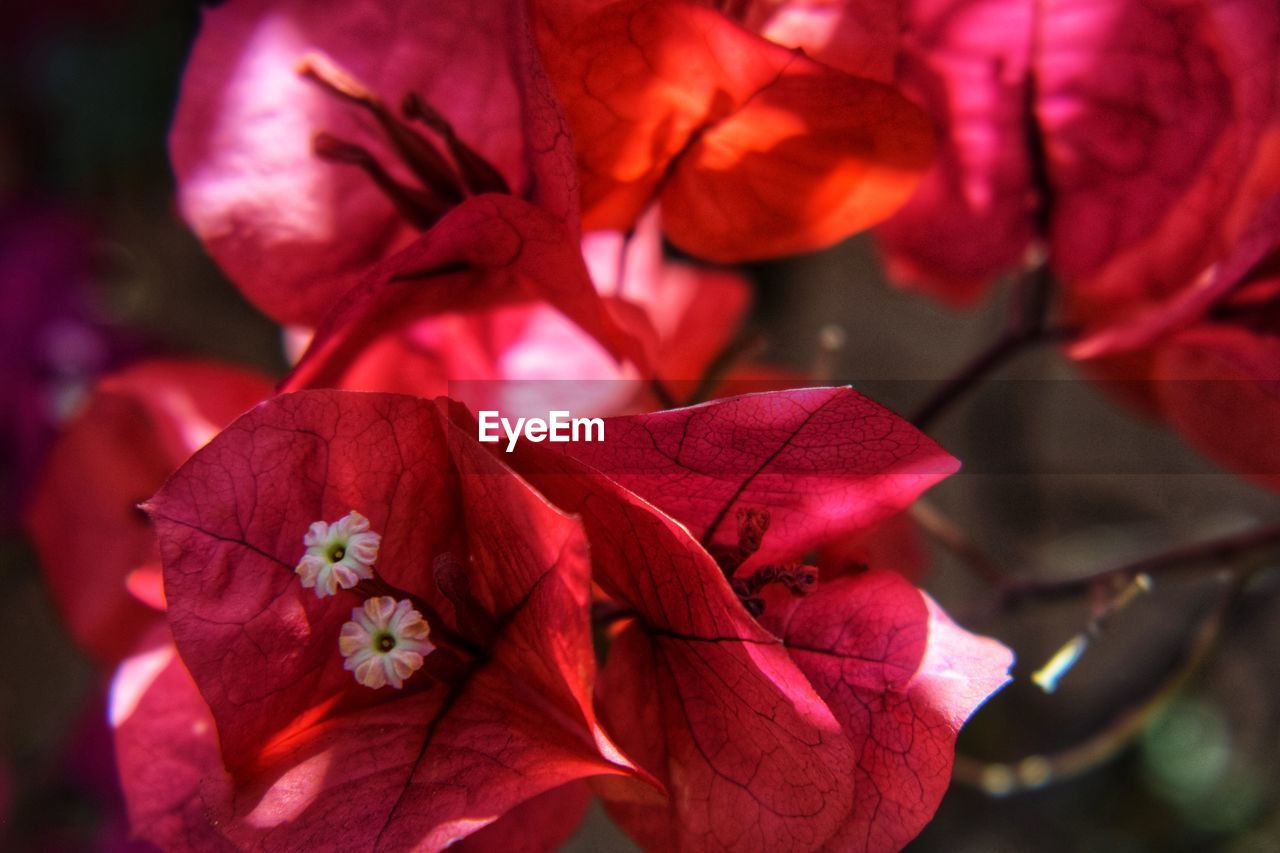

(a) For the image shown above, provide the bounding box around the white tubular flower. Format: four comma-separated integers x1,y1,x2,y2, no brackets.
339,597,434,689
295,510,381,597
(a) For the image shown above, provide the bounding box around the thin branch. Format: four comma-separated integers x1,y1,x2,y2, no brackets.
910,497,1280,607
1001,522,1280,606
1030,573,1152,693
909,499,1010,588
953,564,1262,795
910,258,1064,430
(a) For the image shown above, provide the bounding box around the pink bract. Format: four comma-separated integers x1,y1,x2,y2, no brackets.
500,386,1011,851
171,0,580,327
877,0,1280,309
288,211,750,417
142,391,643,849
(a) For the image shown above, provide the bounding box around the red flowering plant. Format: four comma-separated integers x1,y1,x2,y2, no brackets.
118,390,647,850
171,0,646,379
24,0,1280,848
500,386,1011,850
851,0,1280,489
108,385,1009,851
533,0,936,262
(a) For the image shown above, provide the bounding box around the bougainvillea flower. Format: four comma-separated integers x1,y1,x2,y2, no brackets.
141,391,643,848
535,0,934,262
501,387,1012,850
338,596,435,689
295,509,382,596
171,0,590,329
1070,196,1280,491
24,359,272,662
877,0,1280,307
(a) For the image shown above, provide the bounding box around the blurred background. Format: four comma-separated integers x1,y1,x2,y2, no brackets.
1,1,1277,850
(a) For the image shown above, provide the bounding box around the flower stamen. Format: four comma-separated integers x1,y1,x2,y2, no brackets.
402,92,511,196
297,52,513,232
298,52,464,204
732,564,819,617
312,132,452,229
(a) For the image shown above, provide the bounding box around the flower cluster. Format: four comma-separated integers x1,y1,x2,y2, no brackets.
293,510,434,690
25,0,1278,850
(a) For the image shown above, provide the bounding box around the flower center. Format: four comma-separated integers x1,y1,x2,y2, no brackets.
710,507,820,617
298,53,510,231
731,563,819,617
339,596,435,690
296,510,381,597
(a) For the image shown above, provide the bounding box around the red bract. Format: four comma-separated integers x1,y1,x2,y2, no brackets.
171,0,581,328
280,195,648,391
111,629,234,851
142,391,642,849
291,211,750,416
503,387,1011,851
24,359,271,662
1155,322,1280,490
758,571,1011,851
878,0,1280,307
560,386,959,568
534,0,934,262
1072,197,1280,490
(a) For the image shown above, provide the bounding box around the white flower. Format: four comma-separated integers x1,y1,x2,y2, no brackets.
339,597,433,689
295,510,381,597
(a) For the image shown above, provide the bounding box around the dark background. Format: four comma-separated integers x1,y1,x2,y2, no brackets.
2,2,1277,850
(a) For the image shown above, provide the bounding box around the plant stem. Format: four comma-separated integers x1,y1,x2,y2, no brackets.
909,500,1010,588
911,497,1280,606
953,564,1260,795
910,258,1059,430
1000,522,1280,606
